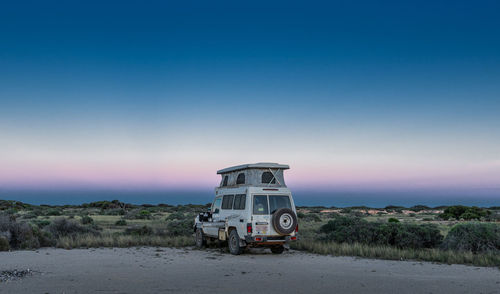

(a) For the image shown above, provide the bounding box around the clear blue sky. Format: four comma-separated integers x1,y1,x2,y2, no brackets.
0,1,499,203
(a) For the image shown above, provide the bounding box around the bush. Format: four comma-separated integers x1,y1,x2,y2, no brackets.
439,206,489,221
80,215,94,225
45,209,62,216
409,205,431,212
0,236,10,251
441,223,500,253
0,214,41,249
166,212,185,221
297,212,321,222
102,208,125,216
166,220,193,237
388,218,400,223
125,225,153,236
305,213,322,222
46,218,98,238
319,215,442,249
125,209,152,220
115,219,127,226
32,220,51,228
32,226,55,247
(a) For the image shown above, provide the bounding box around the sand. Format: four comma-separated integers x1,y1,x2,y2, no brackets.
1,247,499,294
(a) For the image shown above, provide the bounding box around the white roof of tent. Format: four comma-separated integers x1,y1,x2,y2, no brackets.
217,162,289,174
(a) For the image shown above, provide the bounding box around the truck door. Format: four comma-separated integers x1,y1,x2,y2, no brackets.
203,197,222,237
252,195,271,236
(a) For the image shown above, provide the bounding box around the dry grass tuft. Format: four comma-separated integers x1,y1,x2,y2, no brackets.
56,232,194,249
291,239,500,267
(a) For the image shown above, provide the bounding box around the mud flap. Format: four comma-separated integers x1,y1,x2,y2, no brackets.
218,229,226,241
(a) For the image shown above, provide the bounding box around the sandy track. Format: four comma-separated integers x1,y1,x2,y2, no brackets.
1,247,499,294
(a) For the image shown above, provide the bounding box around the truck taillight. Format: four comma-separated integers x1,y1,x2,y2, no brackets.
247,223,252,234
295,223,299,232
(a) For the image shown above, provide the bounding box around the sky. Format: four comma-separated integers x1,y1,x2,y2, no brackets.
0,0,499,204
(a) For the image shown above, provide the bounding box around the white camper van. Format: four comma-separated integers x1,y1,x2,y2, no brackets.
194,163,298,255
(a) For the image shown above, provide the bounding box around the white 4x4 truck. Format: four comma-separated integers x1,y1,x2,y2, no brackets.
194,163,298,255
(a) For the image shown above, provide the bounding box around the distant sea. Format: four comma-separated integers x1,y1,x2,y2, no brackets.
1,189,499,208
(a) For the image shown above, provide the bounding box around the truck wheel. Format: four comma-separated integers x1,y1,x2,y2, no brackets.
228,230,243,255
195,228,206,248
271,245,285,254
272,208,297,235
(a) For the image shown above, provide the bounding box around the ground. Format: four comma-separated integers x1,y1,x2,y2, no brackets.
1,247,499,294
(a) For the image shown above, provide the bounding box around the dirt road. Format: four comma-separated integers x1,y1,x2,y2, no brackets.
1,247,499,293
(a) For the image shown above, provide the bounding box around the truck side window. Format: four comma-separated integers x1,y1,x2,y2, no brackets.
222,176,228,187
221,195,234,209
262,172,276,184
253,195,269,215
233,194,246,210
212,198,222,213
236,173,245,184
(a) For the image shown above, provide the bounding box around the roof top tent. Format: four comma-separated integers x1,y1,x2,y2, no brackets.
217,162,290,188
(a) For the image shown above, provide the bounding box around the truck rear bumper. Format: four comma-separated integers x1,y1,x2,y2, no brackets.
245,235,297,244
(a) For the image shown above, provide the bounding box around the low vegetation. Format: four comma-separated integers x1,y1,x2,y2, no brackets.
441,222,500,253
292,206,500,267
0,200,202,251
1,199,499,267
319,215,443,249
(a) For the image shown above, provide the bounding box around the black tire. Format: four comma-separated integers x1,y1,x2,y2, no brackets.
272,208,297,235
271,245,285,254
228,229,243,255
195,228,206,248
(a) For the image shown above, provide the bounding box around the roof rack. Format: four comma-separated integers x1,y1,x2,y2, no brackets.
217,162,290,174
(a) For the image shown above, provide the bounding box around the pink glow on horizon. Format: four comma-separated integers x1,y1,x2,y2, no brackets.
1,159,500,191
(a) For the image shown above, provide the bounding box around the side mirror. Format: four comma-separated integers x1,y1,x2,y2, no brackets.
214,208,220,214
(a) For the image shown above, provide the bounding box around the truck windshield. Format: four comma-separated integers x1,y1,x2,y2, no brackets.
253,195,292,215
269,195,291,214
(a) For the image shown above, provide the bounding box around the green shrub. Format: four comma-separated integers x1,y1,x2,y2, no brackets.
166,212,185,221
439,206,489,221
125,209,152,220
45,209,61,216
80,215,94,225
441,223,500,253
102,208,125,216
388,218,400,223
166,220,193,237
125,225,153,236
297,212,321,222
32,226,55,247
46,218,98,238
0,214,41,249
0,236,10,251
305,213,322,222
115,219,127,226
32,219,51,228
409,205,431,212
319,215,442,249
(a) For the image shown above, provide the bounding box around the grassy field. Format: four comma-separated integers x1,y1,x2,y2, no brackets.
1,200,499,267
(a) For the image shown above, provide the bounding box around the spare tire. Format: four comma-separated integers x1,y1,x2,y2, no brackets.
272,208,297,235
